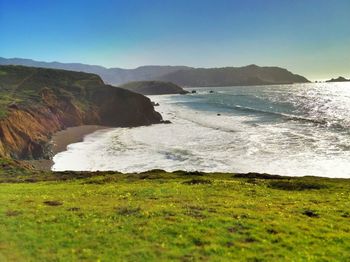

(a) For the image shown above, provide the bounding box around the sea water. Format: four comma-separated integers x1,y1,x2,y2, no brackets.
53,82,350,178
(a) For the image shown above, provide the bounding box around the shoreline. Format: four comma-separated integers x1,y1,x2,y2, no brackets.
26,125,109,171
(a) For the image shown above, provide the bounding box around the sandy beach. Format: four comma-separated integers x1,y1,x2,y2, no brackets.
27,125,109,170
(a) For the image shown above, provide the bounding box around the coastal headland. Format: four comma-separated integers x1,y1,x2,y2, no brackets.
0,64,349,261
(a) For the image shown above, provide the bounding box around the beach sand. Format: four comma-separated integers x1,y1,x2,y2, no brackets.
27,125,109,171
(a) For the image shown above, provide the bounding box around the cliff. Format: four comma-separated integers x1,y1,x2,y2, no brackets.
0,65,162,159
120,81,188,95
158,65,310,86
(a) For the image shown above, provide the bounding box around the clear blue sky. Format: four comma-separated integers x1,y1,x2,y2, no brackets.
1,0,349,79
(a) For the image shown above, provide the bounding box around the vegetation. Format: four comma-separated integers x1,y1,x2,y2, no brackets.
1,166,350,261
0,65,101,120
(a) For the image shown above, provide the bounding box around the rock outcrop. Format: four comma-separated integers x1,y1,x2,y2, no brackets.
0,65,162,159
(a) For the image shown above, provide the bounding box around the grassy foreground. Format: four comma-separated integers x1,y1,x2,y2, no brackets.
1,168,350,261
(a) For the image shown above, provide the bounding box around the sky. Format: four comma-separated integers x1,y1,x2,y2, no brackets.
0,0,349,80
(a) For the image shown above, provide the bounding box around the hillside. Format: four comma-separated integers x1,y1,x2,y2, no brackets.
0,65,162,159
0,57,310,87
159,65,310,86
120,81,188,95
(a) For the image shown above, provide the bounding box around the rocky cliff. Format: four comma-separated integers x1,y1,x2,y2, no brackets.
0,65,162,159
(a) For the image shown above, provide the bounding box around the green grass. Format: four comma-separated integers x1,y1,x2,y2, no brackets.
1,170,350,261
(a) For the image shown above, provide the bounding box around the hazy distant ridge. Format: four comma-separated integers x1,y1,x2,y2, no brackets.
0,57,190,86
0,57,309,86
159,65,309,86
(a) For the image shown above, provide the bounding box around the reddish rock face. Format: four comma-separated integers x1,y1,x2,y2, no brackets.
0,65,162,159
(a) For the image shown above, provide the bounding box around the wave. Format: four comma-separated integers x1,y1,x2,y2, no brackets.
187,87,350,130
173,99,347,135
222,104,347,129
53,84,350,178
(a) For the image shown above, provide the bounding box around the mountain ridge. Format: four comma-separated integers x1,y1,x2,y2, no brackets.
0,57,190,86
159,64,309,86
0,57,309,86
326,76,350,83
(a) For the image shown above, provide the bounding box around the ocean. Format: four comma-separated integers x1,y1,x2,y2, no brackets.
53,82,350,178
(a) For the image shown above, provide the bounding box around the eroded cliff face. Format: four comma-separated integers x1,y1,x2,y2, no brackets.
0,89,86,159
0,65,162,159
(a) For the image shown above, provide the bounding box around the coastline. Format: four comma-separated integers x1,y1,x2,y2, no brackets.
48,88,350,178
26,125,109,171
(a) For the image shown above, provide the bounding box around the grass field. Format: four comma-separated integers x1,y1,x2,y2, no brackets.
1,169,350,261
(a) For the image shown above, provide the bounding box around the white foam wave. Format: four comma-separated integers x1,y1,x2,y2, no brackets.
53,92,350,178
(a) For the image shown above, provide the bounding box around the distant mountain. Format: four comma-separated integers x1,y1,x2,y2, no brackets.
326,76,350,83
0,57,309,87
0,57,190,86
159,65,310,86
120,81,188,95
